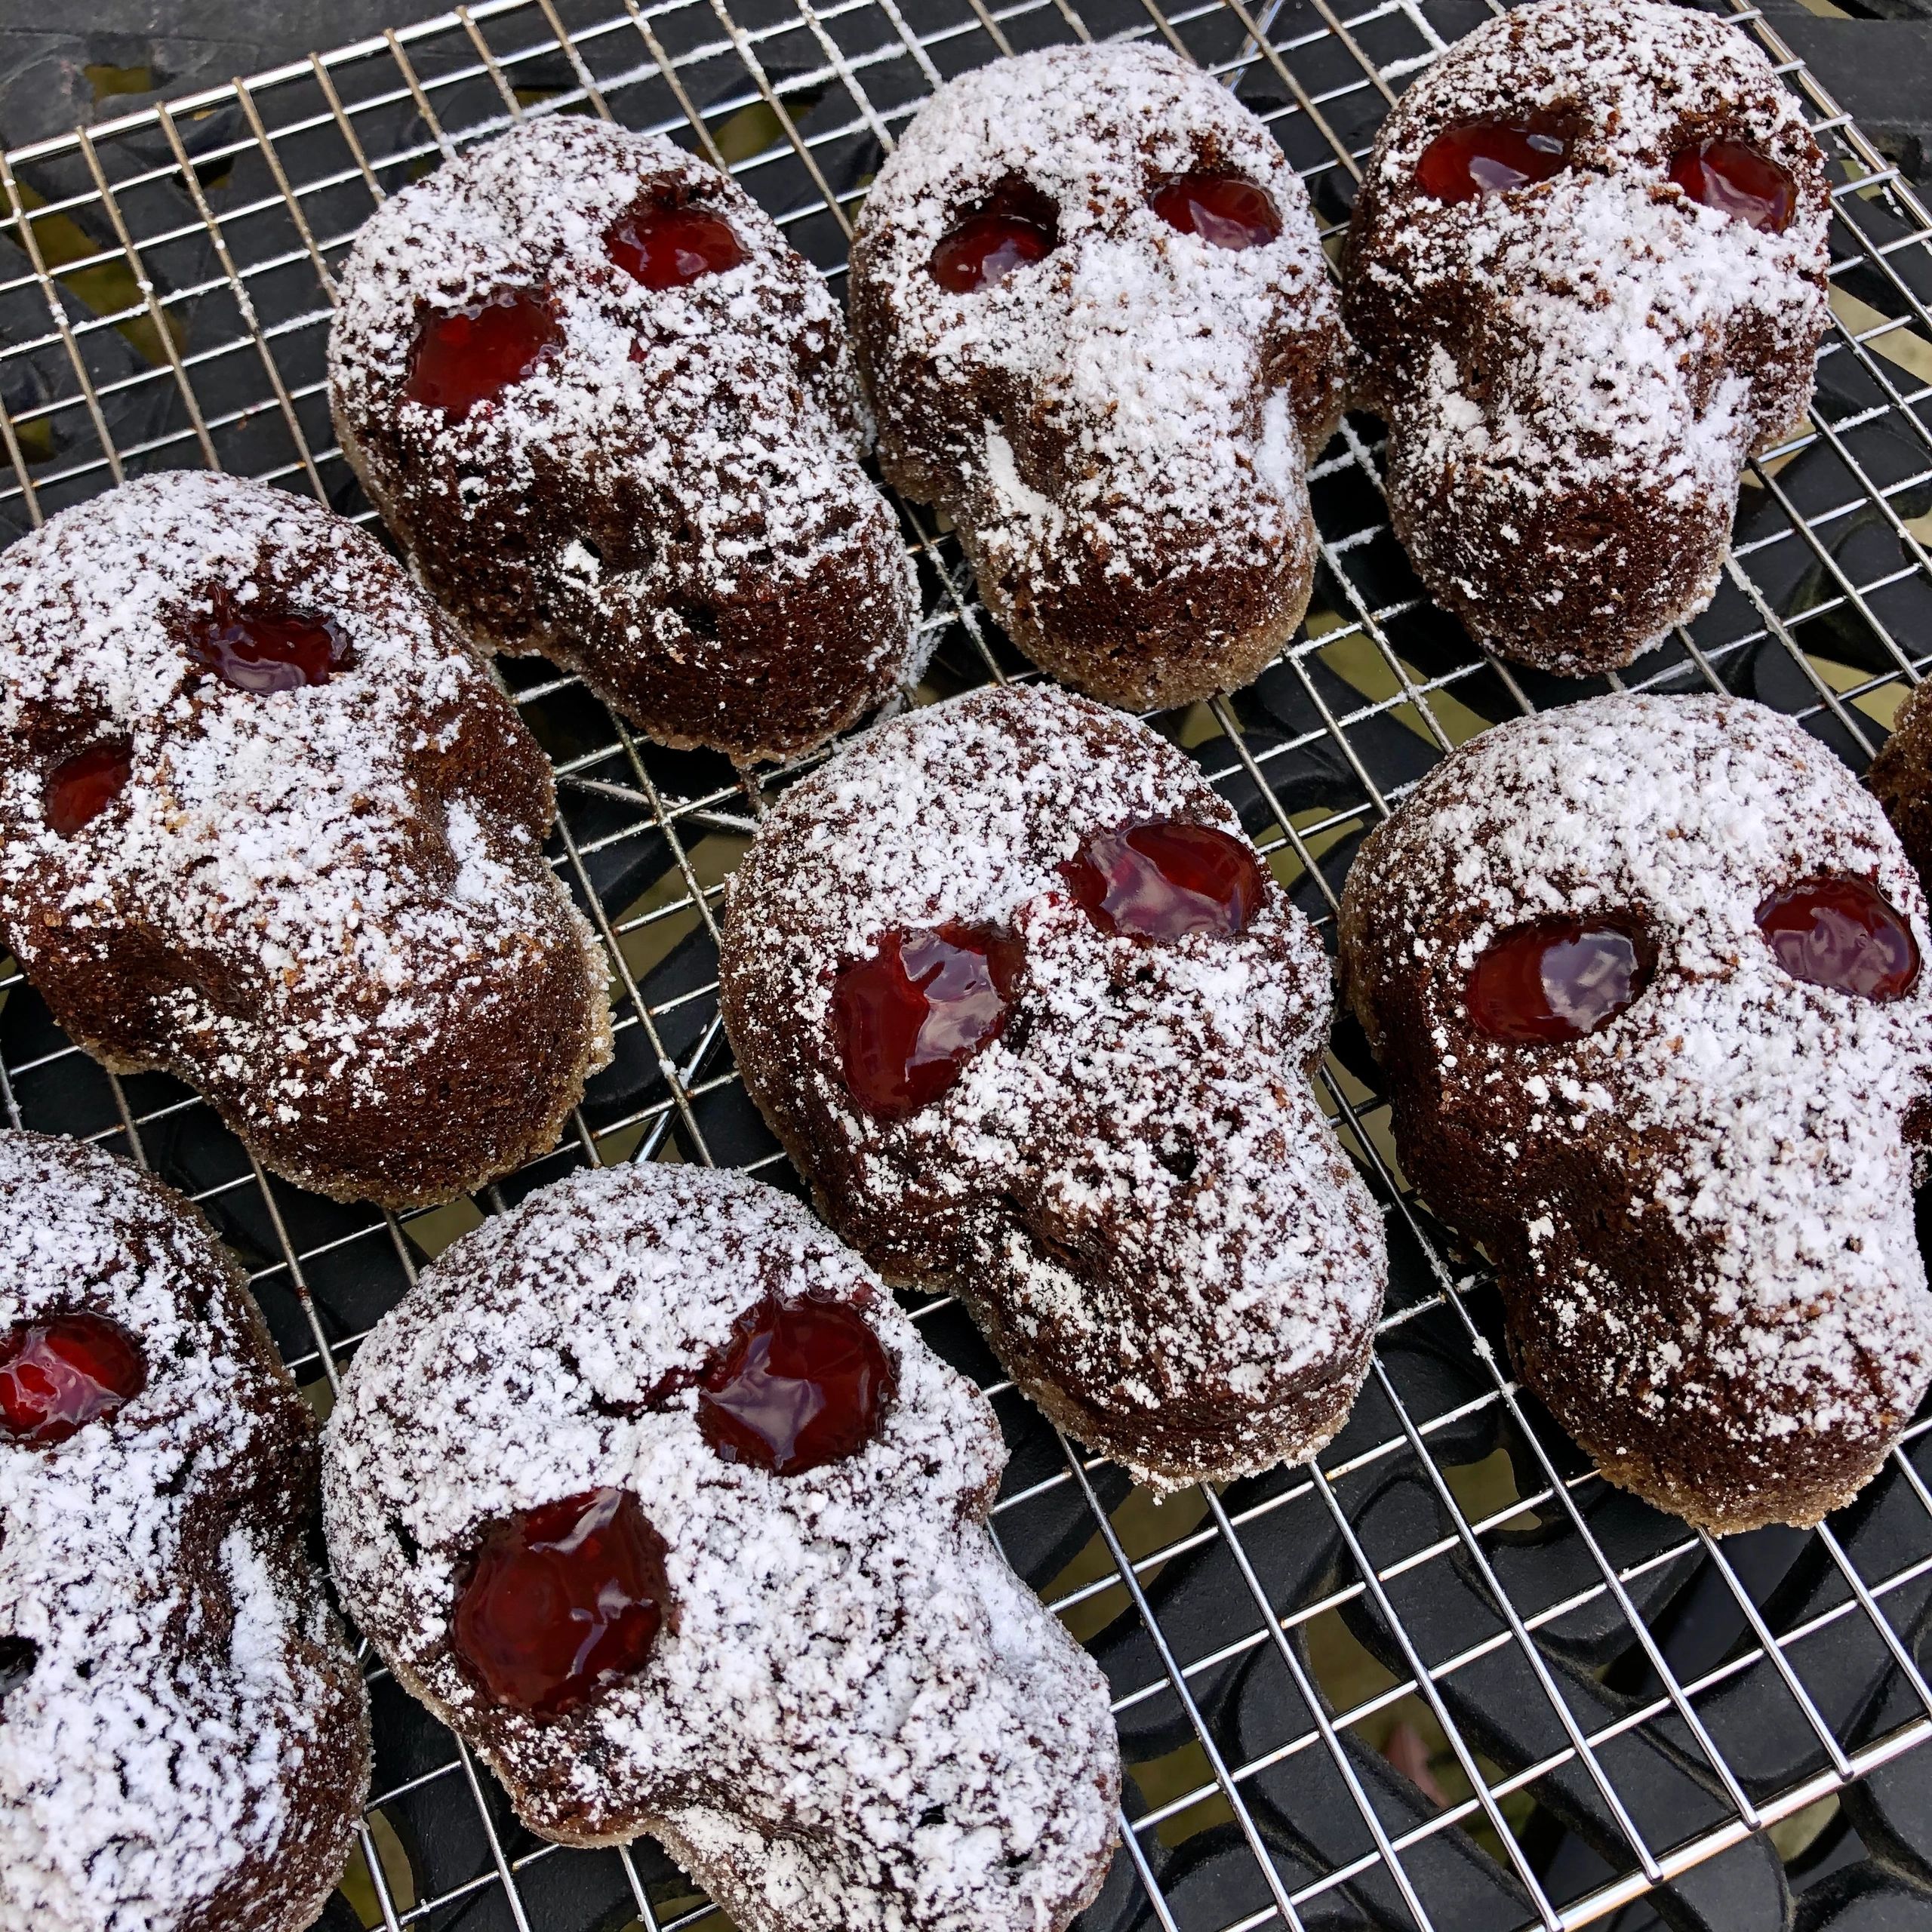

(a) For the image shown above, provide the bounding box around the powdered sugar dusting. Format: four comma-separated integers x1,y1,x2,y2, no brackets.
1345,0,1830,672
719,685,1386,1489
321,1162,1119,1932
1340,695,1932,1511
0,1131,366,1932
0,470,611,1207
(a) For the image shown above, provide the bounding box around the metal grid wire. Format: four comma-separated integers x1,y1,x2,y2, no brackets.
1,0,1930,1926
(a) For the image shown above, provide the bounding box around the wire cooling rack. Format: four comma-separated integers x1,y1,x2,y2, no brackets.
3,0,1932,1927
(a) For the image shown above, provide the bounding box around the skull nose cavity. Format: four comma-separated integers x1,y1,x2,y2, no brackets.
1466,913,1657,1042
1148,172,1281,250
829,921,1025,1118
1668,139,1795,233
1414,119,1574,205
451,1487,671,1715
928,182,1059,293
1756,876,1919,1000
696,1293,897,1475
604,195,746,289
44,740,132,835
405,288,561,420
1060,819,1265,940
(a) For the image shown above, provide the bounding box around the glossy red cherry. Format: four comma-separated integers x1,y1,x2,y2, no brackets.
605,202,746,290
0,1314,146,1445
929,187,1057,293
451,1489,670,1715
1415,122,1572,205
405,289,561,418
1466,917,1655,1042
1668,139,1794,234
183,593,350,694
1757,877,1918,999
698,1295,895,1476
44,742,132,836
1150,173,1281,250
830,922,1024,1120
1062,820,1264,940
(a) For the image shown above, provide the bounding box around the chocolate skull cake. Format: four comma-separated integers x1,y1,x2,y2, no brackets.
848,43,1347,712
0,1130,368,1932
0,470,611,1211
1866,682,1932,924
329,115,921,764
717,684,1386,1490
321,1161,1121,1932
1339,694,1932,1533
1343,0,1830,675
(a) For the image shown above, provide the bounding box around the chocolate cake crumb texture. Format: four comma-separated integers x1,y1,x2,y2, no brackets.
0,1131,368,1932
1344,0,1830,675
849,42,1346,710
322,1162,1120,1932
1340,694,1932,1531
328,116,921,764
718,685,1386,1491
0,470,612,1211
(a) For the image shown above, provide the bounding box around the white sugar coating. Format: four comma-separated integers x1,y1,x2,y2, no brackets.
0,470,608,1182
327,115,918,695
321,1162,1121,1932
720,685,1386,1488
851,41,1343,598
1348,0,1829,665
1346,694,1932,1443
0,1131,365,1932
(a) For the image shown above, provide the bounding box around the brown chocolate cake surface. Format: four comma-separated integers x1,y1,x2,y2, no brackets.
0,1129,369,1932
1338,694,1932,1533
1343,0,1830,676
716,684,1386,1491
848,43,1346,712
0,470,611,1211
321,1161,1121,1932
328,115,920,764
1868,680,1932,899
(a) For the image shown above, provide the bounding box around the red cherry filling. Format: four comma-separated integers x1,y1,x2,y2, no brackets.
1756,876,1918,999
1149,173,1281,250
44,742,132,836
1668,139,1794,234
1415,122,1572,205
1062,820,1264,940
929,186,1057,293
697,1295,895,1476
0,1314,146,1445
183,593,351,693
605,202,745,289
831,922,1023,1120
1467,917,1655,1042
405,289,561,418
451,1489,670,1715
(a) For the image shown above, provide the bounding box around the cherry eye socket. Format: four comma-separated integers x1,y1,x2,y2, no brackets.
830,921,1023,1120
1667,139,1795,233
697,1295,895,1475
1466,915,1656,1043
1415,122,1574,205
1149,173,1281,250
404,288,561,419
1062,820,1265,940
451,1488,670,1715
0,1313,147,1445
1756,876,1918,999
45,741,132,836
182,592,353,694
605,202,746,289
928,186,1058,293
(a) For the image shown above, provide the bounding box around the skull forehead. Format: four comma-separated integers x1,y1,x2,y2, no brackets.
1386,697,1918,945
1375,0,1811,171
